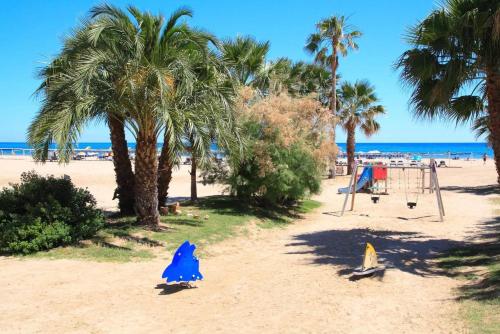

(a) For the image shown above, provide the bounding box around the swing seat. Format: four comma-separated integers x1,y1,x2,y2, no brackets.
371,196,380,204
407,202,417,209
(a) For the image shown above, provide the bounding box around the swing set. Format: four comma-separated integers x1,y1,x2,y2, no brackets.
340,159,445,221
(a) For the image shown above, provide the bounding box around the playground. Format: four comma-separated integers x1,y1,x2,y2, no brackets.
0,159,497,333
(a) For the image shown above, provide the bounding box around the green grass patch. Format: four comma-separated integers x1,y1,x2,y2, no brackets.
25,196,321,261
437,196,499,333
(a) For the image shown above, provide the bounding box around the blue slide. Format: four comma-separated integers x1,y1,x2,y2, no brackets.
338,167,372,194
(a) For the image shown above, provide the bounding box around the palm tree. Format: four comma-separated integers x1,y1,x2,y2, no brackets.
472,114,492,145
157,46,240,205
91,5,219,225
28,26,136,215
222,36,270,87
338,81,385,174
306,15,362,177
30,5,210,225
397,0,500,183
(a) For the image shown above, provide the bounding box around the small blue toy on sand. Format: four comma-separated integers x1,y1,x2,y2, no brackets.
162,241,203,287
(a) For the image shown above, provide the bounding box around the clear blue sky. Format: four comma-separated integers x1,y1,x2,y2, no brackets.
0,0,485,143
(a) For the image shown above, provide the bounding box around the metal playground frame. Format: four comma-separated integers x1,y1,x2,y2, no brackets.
340,159,445,222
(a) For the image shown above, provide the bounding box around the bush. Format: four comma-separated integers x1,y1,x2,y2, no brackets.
227,120,322,205
0,171,104,254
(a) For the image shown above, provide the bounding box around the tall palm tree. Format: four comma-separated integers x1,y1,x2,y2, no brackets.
90,5,217,225
28,26,136,215
397,0,500,183
157,46,240,205
306,15,362,177
338,81,385,174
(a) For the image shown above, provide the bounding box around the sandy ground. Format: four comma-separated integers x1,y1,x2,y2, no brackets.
0,157,498,333
0,157,225,211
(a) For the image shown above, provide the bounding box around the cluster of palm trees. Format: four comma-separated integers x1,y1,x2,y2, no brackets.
29,5,241,225
305,16,386,176
28,5,353,225
28,4,390,225
397,0,500,183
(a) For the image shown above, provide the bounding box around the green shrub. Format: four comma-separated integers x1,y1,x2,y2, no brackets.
0,171,104,254
227,120,322,205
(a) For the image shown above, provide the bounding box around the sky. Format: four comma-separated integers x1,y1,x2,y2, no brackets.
0,0,486,143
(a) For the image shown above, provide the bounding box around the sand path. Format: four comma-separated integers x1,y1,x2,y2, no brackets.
0,160,498,333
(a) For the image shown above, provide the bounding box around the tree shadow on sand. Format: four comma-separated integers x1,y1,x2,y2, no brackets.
439,216,500,302
286,228,463,277
286,215,499,301
440,184,499,196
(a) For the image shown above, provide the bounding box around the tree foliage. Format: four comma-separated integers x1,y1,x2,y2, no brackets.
224,89,334,204
396,0,500,183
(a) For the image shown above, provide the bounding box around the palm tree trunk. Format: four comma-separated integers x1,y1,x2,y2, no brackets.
107,115,135,215
329,46,338,179
486,68,500,184
135,128,160,225
157,137,173,208
346,124,356,175
190,154,198,201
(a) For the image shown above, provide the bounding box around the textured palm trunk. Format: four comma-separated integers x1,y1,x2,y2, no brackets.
329,44,338,179
190,154,198,201
486,69,500,184
107,115,135,215
135,128,160,225
346,124,356,175
157,137,173,207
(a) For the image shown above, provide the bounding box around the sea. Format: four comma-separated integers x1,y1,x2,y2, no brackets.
0,142,494,159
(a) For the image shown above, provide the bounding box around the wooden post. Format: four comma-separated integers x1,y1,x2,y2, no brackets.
430,163,445,221
421,168,425,194
341,161,358,216
350,166,360,211
429,159,435,194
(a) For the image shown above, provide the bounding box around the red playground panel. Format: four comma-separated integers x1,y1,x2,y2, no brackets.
373,166,387,180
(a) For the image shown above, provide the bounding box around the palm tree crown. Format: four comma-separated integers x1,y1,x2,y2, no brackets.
222,36,270,87
338,81,385,134
338,80,385,174
396,0,500,182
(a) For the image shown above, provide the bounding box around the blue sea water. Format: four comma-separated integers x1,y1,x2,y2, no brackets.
336,142,493,158
0,142,493,158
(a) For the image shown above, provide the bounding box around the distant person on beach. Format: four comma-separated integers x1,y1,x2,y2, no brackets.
483,153,487,165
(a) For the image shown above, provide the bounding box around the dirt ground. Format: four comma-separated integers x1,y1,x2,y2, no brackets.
0,158,498,333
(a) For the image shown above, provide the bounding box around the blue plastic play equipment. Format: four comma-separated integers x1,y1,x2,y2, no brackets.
162,241,203,284
338,167,373,194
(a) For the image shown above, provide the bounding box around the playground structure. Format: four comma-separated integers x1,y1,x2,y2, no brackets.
340,159,445,221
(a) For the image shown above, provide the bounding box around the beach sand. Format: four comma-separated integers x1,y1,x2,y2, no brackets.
0,157,225,211
0,157,498,333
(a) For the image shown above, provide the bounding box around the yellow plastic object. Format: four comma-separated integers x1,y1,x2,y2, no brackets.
362,242,378,271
